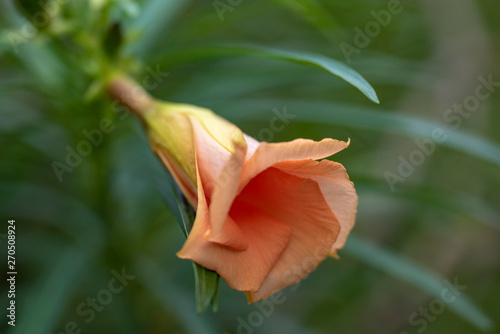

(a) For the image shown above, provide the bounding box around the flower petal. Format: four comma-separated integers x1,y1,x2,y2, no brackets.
206,142,249,250
243,133,259,160
189,117,232,198
240,138,349,192
155,146,197,207
274,159,358,255
236,167,341,302
189,117,250,250
177,169,292,291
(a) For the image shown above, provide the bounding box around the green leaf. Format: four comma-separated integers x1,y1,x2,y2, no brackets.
192,263,221,313
135,259,221,334
155,44,379,103
343,236,493,331
356,184,500,232
170,55,429,105
217,98,500,167
272,0,342,42
175,185,196,238
0,32,11,55
177,192,221,314
126,0,191,58
154,167,220,313
13,0,56,29
8,246,91,334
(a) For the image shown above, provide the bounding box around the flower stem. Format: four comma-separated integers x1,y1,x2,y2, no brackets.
106,76,154,116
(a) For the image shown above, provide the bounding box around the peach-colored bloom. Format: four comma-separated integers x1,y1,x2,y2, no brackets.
141,102,358,303
108,75,357,303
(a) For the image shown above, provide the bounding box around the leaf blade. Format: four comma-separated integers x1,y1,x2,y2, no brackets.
216,98,500,167
343,236,494,331
126,0,191,58
152,165,221,313
135,259,221,334
155,44,379,103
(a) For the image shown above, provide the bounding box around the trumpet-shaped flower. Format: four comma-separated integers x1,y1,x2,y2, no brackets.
108,77,358,303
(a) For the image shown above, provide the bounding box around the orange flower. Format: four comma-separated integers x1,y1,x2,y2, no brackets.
108,77,358,303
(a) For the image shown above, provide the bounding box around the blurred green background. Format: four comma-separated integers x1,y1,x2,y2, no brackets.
1,0,499,333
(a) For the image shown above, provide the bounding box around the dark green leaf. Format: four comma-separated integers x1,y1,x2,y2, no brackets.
272,0,342,42
193,263,221,313
155,44,379,103
126,0,191,57
153,165,221,313
135,259,221,334
217,98,500,167
8,247,91,334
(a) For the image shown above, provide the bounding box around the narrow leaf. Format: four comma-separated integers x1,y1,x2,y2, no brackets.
217,98,500,168
155,44,379,103
135,259,221,334
126,0,191,57
272,0,342,42
153,165,220,313
8,247,90,334
193,263,221,313
228,45,379,103
177,194,221,314
343,236,493,331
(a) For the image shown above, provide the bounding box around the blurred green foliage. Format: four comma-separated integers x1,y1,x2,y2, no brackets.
0,0,499,333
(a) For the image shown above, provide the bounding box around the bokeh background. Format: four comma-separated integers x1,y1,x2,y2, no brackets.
1,0,499,333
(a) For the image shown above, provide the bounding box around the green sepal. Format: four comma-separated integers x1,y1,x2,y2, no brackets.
192,263,220,313
172,176,221,314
